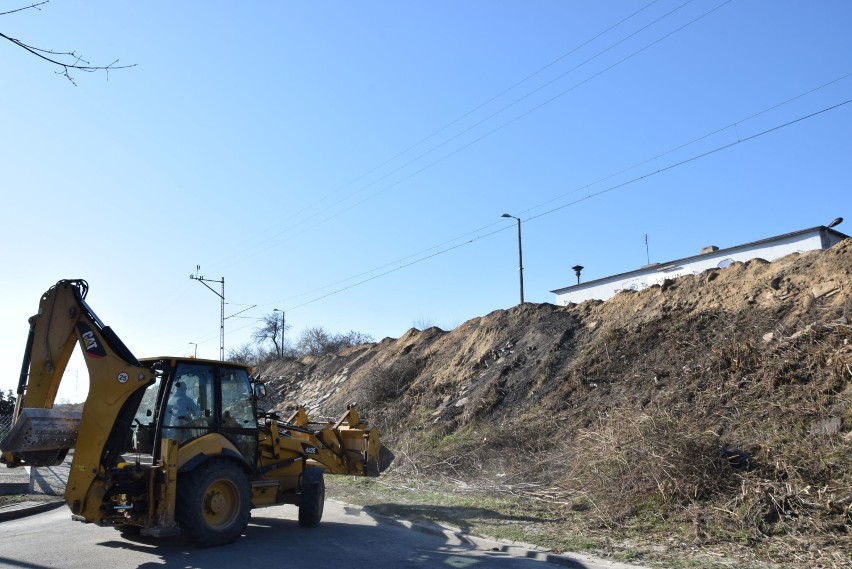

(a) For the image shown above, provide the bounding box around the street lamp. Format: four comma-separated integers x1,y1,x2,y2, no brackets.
501,213,524,304
189,342,198,358
273,309,286,358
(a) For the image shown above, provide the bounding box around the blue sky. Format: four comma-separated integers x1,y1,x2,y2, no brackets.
2,1,850,402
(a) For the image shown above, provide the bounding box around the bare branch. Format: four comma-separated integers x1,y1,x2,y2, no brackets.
1,2,137,85
0,1,48,18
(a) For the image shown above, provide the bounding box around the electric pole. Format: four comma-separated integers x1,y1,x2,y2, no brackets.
190,265,225,361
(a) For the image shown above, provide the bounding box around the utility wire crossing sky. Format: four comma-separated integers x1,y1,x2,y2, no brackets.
1,1,850,403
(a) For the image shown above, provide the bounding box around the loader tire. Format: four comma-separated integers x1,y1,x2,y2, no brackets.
176,459,251,547
298,473,325,528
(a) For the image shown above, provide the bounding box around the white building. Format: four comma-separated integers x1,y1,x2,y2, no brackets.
551,222,849,306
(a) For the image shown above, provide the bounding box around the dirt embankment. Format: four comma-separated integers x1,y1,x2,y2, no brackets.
260,239,852,566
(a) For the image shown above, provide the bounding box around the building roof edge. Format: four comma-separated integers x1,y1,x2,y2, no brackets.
551,225,849,294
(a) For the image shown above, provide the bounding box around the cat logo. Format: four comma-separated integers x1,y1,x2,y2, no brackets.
82,331,98,350
77,322,107,359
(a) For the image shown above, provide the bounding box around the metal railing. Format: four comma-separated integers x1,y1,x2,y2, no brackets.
0,412,12,443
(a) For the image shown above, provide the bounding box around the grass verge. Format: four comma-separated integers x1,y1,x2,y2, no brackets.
326,476,785,569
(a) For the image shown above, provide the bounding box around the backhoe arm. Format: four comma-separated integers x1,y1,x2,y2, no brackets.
0,280,154,521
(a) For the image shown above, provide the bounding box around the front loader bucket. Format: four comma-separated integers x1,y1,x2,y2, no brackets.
0,408,82,466
367,444,395,476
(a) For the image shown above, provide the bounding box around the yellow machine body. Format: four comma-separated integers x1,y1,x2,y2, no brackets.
0,280,392,547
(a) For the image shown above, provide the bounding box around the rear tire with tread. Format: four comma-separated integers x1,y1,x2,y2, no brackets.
176,459,251,547
298,473,325,528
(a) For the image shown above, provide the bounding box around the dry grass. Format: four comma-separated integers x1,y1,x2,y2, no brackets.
262,243,852,567
566,410,732,522
368,316,852,566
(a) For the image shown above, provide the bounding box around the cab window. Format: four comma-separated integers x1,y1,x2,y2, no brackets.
131,372,162,454
220,367,257,460
162,363,214,444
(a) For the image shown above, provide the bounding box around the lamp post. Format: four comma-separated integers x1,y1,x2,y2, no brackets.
273,308,286,358
189,342,198,358
501,213,524,304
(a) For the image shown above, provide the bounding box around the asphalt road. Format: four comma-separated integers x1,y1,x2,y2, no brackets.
0,500,632,569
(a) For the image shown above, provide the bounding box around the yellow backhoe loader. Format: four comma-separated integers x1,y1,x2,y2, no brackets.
0,279,393,546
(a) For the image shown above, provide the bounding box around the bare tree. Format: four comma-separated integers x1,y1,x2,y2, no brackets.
226,343,258,367
1,1,136,85
296,327,374,356
296,326,332,356
252,313,292,359
335,330,374,348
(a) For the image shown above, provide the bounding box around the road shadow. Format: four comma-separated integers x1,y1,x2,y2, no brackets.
0,556,56,569
361,501,551,534
95,509,591,568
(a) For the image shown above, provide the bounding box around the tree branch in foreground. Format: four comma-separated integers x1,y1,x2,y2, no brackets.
1,1,137,85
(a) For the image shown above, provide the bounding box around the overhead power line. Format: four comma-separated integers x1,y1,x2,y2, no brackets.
243,72,852,314
526,96,852,222
212,1,663,268
524,71,852,216
253,94,851,316
186,10,848,345
211,0,717,271
281,0,712,233
240,0,732,259
186,84,852,351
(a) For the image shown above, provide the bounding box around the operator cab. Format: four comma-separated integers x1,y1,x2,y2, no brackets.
128,358,259,465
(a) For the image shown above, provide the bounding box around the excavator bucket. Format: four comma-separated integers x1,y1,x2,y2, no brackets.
368,444,395,476
0,408,82,466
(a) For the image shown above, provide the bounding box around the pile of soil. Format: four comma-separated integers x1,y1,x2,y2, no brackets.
260,239,852,566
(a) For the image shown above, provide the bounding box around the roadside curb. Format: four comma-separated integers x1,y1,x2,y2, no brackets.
0,466,32,495
0,499,65,522
332,500,646,569
0,481,31,495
